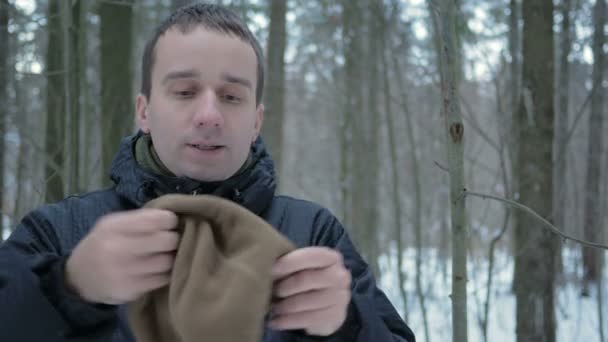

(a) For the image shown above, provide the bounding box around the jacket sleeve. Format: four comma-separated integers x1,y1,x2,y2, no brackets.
309,209,416,342
0,208,118,341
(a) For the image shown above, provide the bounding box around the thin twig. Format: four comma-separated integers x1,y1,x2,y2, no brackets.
460,96,501,153
434,161,449,172
464,190,608,250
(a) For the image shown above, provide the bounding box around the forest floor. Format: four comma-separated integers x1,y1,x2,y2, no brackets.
379,247,608,342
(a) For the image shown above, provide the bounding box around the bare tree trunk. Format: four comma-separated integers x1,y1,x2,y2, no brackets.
514,0,557,341
61,0,82,196
482,53,517,342
430,1,468,341
100,0,134,186
388,20,431,339
362,0,382,278
339,0,356,229
340,0,380,275
554,0,573,274
508,0,521,292
14,134,26,221
263,0,287,185
79,0,91,191
582,0,606,290
45,0,66,203
60,0,73,195
382,48,409,324
393,51,430,342
509,0,520,122
12,31,27,223
380,2,409,322
599,270,606,342
0,0,8,240
552,0,576,283
482,211,510,342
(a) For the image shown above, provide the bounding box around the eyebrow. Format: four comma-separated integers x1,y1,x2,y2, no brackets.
161,69,253,90
162,69,201,85
220,72,252,90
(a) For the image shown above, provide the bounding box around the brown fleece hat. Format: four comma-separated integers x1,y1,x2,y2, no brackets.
128,194,295,342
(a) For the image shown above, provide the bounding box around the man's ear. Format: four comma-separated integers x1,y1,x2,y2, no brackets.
135,94,151,133
253,103,264,143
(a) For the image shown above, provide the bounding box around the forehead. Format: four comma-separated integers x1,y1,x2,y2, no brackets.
152,26,257,86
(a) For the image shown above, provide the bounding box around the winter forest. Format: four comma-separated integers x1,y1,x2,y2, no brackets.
0,0,607,341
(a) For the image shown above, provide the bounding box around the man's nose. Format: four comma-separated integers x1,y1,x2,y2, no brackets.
192,91,223,128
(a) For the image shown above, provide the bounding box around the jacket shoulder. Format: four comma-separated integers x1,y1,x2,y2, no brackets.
18,188,126,252
264,195,344,248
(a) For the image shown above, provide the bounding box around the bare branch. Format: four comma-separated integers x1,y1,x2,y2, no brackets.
464,190,608,250
434,160,449,172
459,97,501,152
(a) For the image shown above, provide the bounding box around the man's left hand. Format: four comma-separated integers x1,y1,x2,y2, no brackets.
270,247,352,336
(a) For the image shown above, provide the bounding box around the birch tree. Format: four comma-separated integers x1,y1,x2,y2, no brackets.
429,0,468,341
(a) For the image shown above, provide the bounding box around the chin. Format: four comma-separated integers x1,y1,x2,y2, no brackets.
188,174,225,182
180,163,240,183
184,170,229,182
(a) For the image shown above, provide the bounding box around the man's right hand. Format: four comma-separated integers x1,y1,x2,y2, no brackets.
65,209,179,305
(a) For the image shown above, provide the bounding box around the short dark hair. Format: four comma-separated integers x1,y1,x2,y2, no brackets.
140,3,265,105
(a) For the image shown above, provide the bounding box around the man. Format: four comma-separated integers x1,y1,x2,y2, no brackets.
0,4,414,341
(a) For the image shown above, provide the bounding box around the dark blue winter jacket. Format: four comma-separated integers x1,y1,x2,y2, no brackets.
0,133,415,342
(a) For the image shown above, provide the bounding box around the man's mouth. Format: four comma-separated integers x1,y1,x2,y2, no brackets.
188,144,224,151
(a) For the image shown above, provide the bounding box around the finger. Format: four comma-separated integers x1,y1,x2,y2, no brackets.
136,272,171,292
111,209,179,234
131,209,179,233
130,252,175,276
130,230,180,255
269,305,343,332
272,289,350,316
272,247,342,279
274,264,351,298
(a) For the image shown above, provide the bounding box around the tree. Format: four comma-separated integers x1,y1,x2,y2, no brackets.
62,0,83,195
359,0,382,277
555,0,573,254
45,0,66,203
582,0,606,289
514,0,557,340
263,0,287,184
100,0,134,185
429,0,468,341
382,21,410,325
507,0,522,293
339,0,360,231
552,0,575,282
390,23,431,342
78,0,91,191
0,0,8,239
340,0,381,276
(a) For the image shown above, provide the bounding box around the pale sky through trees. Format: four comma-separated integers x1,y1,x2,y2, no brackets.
11,0,594,82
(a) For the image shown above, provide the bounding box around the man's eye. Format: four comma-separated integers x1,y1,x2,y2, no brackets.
221,94,241,103
174,90,195,98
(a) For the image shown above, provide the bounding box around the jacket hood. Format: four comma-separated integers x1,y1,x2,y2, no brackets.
108,131,277,215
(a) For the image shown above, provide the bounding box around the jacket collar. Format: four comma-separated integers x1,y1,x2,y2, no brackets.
109,131,277,215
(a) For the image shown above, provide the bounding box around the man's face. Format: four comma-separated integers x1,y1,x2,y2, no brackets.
136,27,263,182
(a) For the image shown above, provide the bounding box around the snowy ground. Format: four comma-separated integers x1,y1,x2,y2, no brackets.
379,247,607,342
